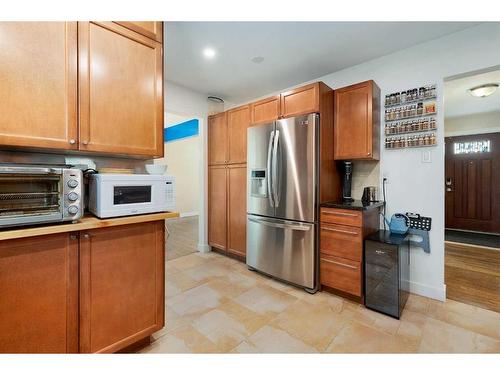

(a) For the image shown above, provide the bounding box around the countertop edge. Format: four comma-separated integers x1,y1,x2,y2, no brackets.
0,212,180,241
320,201,384,211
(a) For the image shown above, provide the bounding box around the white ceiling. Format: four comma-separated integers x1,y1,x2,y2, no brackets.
444,69,500,118
165,22,478,103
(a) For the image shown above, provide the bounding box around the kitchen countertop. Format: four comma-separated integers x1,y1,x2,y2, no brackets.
0,212,179,241
321,199,384,211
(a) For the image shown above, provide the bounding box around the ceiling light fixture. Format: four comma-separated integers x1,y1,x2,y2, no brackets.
468,83,499,98
203,47,216,59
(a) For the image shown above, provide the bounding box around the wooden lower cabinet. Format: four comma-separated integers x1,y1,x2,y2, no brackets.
227,164,247,257
0,233,78,353
320,207,380,299
79,221,165,353
208,165,228,250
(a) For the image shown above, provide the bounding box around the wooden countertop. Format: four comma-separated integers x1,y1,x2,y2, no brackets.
0,212,179,241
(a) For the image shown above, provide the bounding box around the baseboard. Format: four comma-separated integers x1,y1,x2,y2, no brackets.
197,244,210,253
408,280,446,301
180,211,199,217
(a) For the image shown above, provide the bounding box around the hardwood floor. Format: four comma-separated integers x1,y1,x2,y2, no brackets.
445,241,500,313
166,216,199,260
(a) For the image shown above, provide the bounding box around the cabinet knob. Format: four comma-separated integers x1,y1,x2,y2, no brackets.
367,152,371,155
70,234,78,240
69,139,76,145
82,140,89,145
83,233,90,239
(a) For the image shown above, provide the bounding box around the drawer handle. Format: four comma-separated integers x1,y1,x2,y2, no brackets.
321,227,358,235
322,258,358,269
322,211,358,217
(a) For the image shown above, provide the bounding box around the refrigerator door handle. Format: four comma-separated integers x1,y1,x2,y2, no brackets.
272,129,280,207
266,130,275,207
248,217,311,231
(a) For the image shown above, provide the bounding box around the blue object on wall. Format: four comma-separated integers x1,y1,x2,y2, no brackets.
165,119,199,142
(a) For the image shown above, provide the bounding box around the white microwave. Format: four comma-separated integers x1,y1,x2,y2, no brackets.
89,174,174,218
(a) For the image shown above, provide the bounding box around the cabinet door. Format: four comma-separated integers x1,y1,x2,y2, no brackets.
227,105,250,164
79,221,165,353
208,166,227,250
114,21,163,42
0,22,78,150
0,233,78,353
280,83,320,118
249,96,280,125
208,112,228,165
78,22,163,157
228,164,247,257
334,80,379,160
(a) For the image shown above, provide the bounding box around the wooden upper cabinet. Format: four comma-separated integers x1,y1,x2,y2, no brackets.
227,105,250,164
334,80,380,160
208,166,228,250
78,22,163,157
280,83,320,118
0,22,78,151
0,233,78,353
208,112,228,165
249,96,280,125
79,222,164,353
114,22,163,42
227,164,247,257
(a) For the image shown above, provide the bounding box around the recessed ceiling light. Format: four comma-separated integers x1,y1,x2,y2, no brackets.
251,56,264,64
203,47,216,59
468,83,499,98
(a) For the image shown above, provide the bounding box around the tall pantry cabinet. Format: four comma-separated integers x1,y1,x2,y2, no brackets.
208,106,249,258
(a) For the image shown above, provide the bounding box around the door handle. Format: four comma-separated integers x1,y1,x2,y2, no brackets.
266,130,275,207
248,217,311,231
272,129,280,207
321,258,358,269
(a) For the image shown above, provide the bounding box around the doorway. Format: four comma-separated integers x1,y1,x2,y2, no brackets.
154,112,203,260
444,68,500,312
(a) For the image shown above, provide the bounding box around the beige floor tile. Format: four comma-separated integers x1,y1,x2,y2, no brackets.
246,325,318,353
165,271,203,298
146,325,221,353
396,310,427,341
234,284,298,316
183,260,229,283
419,317,478,353
427,299,500,340
166,283,228,316
167,252,210,271
405,293,431,314
270,299,350,351
204,271,260,299
217,299,274,335
231,340,260,353
191,309,248,352
474,333,500,353
327,322,419,353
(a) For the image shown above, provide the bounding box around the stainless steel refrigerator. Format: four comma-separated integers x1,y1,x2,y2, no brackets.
247,113,319,293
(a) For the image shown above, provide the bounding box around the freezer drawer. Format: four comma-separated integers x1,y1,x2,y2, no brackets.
246,214,316,290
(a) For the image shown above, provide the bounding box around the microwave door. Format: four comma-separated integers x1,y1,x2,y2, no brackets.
247,122,276,218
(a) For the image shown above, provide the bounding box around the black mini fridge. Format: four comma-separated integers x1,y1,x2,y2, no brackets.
364,230,410,319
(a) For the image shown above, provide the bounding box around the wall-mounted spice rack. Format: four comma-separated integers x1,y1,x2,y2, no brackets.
384,84,437,150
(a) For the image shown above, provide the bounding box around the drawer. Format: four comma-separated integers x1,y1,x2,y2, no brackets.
320,255,361,297
320,223,362,261
320,208,362,227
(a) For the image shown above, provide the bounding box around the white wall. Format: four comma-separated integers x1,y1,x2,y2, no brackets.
445,111,500,137
164,81,210,252
229,23,500,300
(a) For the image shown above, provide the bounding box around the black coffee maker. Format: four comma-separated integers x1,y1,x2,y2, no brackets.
342,161,354,202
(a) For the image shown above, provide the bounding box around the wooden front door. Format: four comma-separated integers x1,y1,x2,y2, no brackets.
445,132,500,233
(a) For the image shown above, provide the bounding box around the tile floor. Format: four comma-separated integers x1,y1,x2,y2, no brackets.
141,251,500,353
165,216,199,260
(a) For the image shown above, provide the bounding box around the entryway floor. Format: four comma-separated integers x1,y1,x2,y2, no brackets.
165,216,198,260
445,229,500,249
445,241,500,313
140,251,500,353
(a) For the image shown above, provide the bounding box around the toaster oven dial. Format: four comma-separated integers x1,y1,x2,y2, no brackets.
67,179,78,188
68,205,79,215
68,192,79,201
